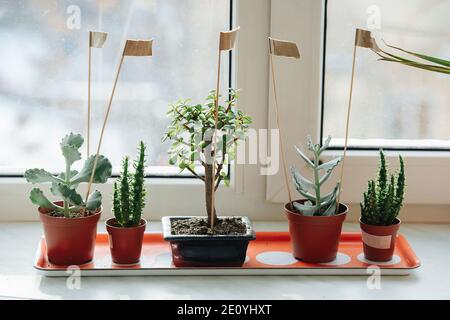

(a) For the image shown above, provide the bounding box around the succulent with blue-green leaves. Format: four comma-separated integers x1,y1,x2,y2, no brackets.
112,141,147,228
290,135,342,216
24,133,112,218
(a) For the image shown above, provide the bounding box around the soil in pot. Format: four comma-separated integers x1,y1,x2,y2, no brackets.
106,218,147,265
39,201,101,266
163,216,255,267
171,217,246,236
360,218,401,262
285,200,348,263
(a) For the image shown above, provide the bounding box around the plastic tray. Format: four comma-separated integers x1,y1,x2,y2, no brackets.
34,232,420,276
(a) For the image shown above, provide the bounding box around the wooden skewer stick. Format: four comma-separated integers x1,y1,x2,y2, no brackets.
84,39,152,210
336,28,378,211
210,27,240,230
87,31,108,158
268,37,301,208
336,44,357,210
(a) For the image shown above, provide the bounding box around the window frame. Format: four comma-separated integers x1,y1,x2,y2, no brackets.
320,0,450,153
2,0,450,223
266,0,450,210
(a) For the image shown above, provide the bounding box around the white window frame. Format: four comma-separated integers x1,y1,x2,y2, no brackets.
1,0,449,223
267,0,450,221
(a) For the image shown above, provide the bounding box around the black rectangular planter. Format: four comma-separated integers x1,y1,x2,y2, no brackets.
162,216,256,267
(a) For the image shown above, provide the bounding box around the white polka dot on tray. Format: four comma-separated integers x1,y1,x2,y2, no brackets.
256,251,297,266
152,252,173,267
320,253,352,266
244,256,250,264
357,253,401,266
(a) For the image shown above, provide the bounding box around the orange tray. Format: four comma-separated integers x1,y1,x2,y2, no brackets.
34,232,420,276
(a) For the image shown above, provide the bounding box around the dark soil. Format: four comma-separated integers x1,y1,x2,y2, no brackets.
46,210,96,218
171,217,247,236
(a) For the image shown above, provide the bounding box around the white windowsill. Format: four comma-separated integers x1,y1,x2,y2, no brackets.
0,221,449,300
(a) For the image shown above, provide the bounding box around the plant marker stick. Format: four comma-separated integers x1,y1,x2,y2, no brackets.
87,31,108,158
210,27,240,230
84,39,153,213
268,37,300,208
336,29,379,212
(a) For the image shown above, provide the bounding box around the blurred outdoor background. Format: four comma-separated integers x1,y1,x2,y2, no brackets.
324,0,450,149
0,0,229,174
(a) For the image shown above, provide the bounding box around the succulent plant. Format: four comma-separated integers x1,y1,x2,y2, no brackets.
162,89,251,228
113,141,147,228
24,133,112,218
361,150,405,226
290,135,342,217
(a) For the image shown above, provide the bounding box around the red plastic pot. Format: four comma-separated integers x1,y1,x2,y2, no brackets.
284,200,348,263
106,218,147,265
39,201,101,265
360,218,401,262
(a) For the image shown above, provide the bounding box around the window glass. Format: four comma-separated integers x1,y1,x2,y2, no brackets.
324,0,450,149
0,0,230,174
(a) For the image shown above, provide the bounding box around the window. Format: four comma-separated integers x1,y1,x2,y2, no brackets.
323,0,450,150
0,0,231,176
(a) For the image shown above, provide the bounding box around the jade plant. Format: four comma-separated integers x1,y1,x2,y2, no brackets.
24,133,112,218
112,141,147,227
361,150,405,226
163,89,251,228
290,135,342,216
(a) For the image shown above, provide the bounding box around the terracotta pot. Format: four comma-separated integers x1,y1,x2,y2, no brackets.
284,200,348,263
106,218,147,265
38,201,101,265
162,216,256,267
360,218,401,262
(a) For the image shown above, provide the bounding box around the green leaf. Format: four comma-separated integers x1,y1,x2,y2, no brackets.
53,183,84,206
292,201,317,216
322,199,337,217
384,42,450,67
306,135,315,152
71,155,112,184
319,135,332,154
60,133,83,167
30,188,60,210
86,190,102,212
61,133,84,149
291,167,315,191
318,157,342,172
294,146,314,168
25,169,62,184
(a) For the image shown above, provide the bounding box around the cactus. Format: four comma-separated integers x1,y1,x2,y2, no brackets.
24,133,112,218
113,141,147,227
290,135,342,217
360,150,405,226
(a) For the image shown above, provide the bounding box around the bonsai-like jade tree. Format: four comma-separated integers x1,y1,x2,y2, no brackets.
290,135,342,216
24,133,112,218
163,89,251,228
113,141,147,227
361,150,405,226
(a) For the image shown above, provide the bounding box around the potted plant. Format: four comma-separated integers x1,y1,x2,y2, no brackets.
25,133,112,265
360,150,405,262
161,89,255,267
284,135,348,263
106,141,147,265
